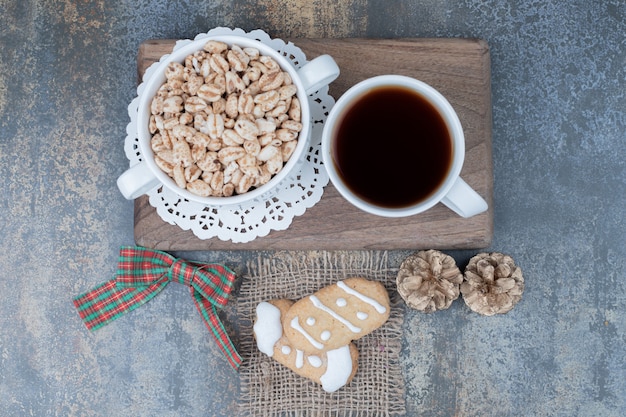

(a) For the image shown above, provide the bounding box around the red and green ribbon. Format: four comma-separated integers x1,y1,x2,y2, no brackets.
73,246,242,370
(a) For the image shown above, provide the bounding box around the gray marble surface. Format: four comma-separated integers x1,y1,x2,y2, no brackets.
1,1,624,416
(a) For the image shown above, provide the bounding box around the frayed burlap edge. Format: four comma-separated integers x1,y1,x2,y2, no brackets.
237,251,406,417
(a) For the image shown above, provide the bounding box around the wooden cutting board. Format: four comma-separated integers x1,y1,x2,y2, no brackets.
133,38,493,250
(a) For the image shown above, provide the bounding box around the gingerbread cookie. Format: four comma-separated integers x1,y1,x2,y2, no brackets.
253,299,358,393
282,277,390,354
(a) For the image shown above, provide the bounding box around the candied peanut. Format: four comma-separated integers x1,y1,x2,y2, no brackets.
187,179,212,197
258,71,284,92
278,84,297,100
210,171,224,194
257,144,280,162
157,149,175,164
185,164,202,182
243,138,261,156
237,93,254,114
265,152,284,175
197,151,221,172
191,143,206,163
244,66,261,83
209,54,229,74
283,72,293,86
228,168,243,189
162,116,179,130
227,45,249,72
163,96,184,113
222,183,235,197
258,132,277,147
218,146,247,164
276,128,298,142
256,118,277,135
172,138,193,167
151,96,164,115
252,105,265,119
237,153,257,168
171,124,196,141
173,164,186,189
254,165,272,187
165,62,185,80
225,71,246,94
280,119,303,132
161,129,173,149
212,98,226,115
184,74,204,96
179,112,193,126
149,115,158,134
197,84,223,102
234,118,259,140
222,129,245,146
184,96,208,113
167,77,184,91
236,174,254,194
207,137,222,152
155,154,174,174
259,55,280,73
224,117,235,129
206,113,224,140
244,80,261,96
151,133,169,153
189,131,210,147
243,47,260,60
240,163,260,178
203,40,228,54
281,140,297,162
225,94,239,119
201,171,213,183
288,97,301,121
200,58,211,78
266,101,288,118
223,161,239,181
254,90,280,112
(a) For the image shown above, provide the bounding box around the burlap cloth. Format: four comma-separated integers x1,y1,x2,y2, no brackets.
237,251,406,416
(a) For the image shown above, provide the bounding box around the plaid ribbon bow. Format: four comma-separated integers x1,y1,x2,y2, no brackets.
73,246,242,370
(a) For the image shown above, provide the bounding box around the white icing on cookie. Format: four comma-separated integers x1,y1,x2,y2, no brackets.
320,330,331,341
253,302,283,357
307,355,322,368
281,345,291,355
320,346,353,393
290,316,324,350
295,349,304,369
356,311,368,320
306,317,316,326
309,295,362,333
336,297,347,307
337,280,387,314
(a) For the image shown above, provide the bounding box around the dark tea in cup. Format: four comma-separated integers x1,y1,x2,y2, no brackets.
331,85,453,208
322,75,488,218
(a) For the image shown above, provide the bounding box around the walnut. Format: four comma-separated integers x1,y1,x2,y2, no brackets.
461,252,524,316
396,250,463,313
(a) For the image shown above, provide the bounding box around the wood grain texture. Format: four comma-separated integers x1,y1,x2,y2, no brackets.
133,38,493,250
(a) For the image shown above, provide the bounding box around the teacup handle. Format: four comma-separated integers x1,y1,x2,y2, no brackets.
117,161,160,200
440,177,488,218
297,55,340,95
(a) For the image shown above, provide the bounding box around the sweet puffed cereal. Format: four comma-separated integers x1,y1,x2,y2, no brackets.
150,41,302,197
253,299,359,393
282,278,390,355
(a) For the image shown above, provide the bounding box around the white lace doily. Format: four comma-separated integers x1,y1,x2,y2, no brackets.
124,28,334,243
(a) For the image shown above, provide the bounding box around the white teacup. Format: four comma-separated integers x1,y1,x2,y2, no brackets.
117,35,339,208
321,75,488,218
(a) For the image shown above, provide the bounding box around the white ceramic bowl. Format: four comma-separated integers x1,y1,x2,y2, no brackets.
118,35,339,209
